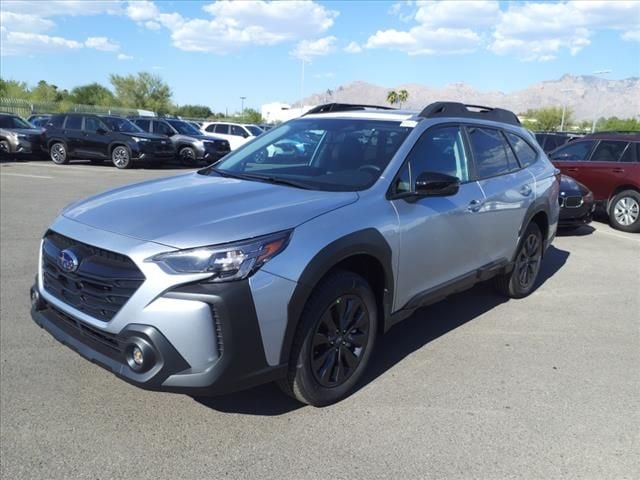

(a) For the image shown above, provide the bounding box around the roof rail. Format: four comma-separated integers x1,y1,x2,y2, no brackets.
303,103,395,115
419,102,520,126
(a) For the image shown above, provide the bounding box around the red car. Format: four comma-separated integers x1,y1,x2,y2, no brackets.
549,133,640,233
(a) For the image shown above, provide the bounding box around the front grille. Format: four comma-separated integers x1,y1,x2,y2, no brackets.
41,231,145,321
559,196,583,208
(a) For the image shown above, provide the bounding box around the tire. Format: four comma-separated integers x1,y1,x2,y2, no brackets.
278,271,378,406
178,146,198,167
0,140,10,156
494,222,543,298
49,142,68,164
608,190,640,233
111,145,132,169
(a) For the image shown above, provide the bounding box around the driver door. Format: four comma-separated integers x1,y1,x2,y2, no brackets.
391,125,487,310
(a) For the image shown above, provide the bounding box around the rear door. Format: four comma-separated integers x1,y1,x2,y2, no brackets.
466,126,535,263
578,140,631,200
62,116,84,155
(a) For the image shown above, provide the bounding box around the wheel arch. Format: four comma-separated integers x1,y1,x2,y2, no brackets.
607,185,640,212
279,228,394,364
519,204,550,256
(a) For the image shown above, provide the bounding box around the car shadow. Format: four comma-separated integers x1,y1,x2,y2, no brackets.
193,245,570,416
557,225,595,236
67,159,196,170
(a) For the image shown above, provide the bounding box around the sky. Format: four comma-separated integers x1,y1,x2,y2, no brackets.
1,0,639,113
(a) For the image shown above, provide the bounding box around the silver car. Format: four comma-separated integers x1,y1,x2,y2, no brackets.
30,102,560,406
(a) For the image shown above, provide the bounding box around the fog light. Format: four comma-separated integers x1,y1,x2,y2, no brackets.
132,346,144,366
31,289,40,306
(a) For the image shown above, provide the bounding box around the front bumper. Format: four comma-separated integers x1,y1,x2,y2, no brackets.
200,142,230,162
30,278,286,396
559,200,595,228
3,136,45,157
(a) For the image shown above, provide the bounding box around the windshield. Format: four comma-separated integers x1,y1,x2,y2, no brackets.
0,115,33,129
246,125,264,136
167,120,201,136
102,117,144,133
201,118,411,192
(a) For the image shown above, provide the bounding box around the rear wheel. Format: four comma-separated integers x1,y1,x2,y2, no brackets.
111,146,132,169
50,142,68,164
278,271,377,406
494,222,543,298
609,190,640,233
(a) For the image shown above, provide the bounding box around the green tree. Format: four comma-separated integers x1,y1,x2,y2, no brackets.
386,90,398,107
596,116,640,132
523,106,570,131
397,89,409,108
173,104,213,118
0,78,30,98
70,83,116,106
242,108,263,124
30,80,68,103
109,72,172,113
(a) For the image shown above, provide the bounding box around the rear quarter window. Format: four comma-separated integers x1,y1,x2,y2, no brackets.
505,132,538,167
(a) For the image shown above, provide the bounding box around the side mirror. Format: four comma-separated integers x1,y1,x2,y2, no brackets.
96,128,107,135
415,172,460,197
242,131,249,138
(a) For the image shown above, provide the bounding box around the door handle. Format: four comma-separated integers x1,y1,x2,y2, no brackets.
520,185,532,197
566,168,579,172
467,199,483,212
612,168,624,173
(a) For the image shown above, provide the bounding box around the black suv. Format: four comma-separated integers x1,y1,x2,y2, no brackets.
130,117,230,166
44,114,174,169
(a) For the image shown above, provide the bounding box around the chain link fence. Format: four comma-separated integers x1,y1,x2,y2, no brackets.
0,97,140,118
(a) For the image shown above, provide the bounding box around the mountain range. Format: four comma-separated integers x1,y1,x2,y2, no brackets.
298,75,640,121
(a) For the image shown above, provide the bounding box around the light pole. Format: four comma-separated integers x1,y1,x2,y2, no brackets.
591,69,611,133
560,88,575,132
240,96,246,122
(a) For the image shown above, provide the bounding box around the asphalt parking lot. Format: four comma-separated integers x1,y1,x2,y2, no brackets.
1,160,639,480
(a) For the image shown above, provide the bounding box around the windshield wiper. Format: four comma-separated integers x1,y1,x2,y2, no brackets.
209,168,312,189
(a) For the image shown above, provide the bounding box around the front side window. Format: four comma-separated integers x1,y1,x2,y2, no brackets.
205,124,216,133
167,120,200,135
549,141,595,161
246,125,264,136
0,115,32,129
506,132,538,167
231,125,246,137
204,118,411,192
84,116,107,132
154,121,174,136
103,117,143,133
467,127,512,179
590,141,629,162
65,116,82,130
48,115,64,128
133,119,151,132
394,126,470,195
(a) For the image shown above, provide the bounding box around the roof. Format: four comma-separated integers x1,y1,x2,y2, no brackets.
577,133,640,141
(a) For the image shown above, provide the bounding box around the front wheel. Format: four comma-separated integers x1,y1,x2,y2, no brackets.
609,190,640,233
279,271,378,406
494,222,543,298
0,140,10,156
111,146,132,169
179,147,198,167
50,142,68,164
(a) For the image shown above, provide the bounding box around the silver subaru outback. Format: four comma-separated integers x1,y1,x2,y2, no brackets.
30,102,560,406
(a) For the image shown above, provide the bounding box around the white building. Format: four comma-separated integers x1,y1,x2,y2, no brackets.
261,103,316,124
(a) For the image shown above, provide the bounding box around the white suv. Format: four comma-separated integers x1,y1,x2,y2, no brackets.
201,122,263,150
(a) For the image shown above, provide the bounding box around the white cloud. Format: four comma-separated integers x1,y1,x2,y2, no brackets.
344,41,362,53
622,30,640,41
490,1,640,61
365,0,493,55
124,0,337,53
117,53,134,60
1,30,83,55
0,12,55,33
1,1,124,17
85,36,120,51
291,36,337,60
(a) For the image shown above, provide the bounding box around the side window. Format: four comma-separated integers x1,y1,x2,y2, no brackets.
506,132,538,167
48,115,64,128
590,141,629,162
65,116,82,130
231,125,246,137
205,124,216,133
619,143,636,163
215,124,229,134
154,121,173,136
134,119,151,132
549,141,595,161
84,117,104,132
394,126,469,194
467,127,512,179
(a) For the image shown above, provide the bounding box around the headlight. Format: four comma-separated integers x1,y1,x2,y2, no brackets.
147,230,292,282
131,136,149,143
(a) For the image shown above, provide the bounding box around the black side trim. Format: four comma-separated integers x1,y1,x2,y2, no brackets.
281,228,394,364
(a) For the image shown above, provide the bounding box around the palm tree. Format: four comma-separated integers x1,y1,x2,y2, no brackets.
398,89,409,108
386,90,398,107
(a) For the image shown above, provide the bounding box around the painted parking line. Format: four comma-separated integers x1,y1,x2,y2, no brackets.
596,228,640,243
0,172,54,179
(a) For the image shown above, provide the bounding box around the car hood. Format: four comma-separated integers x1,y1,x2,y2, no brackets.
62,172,358,249
560,174,589,195
12,128,44,136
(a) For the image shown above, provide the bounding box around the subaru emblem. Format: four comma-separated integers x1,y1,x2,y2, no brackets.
58,249,79,273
